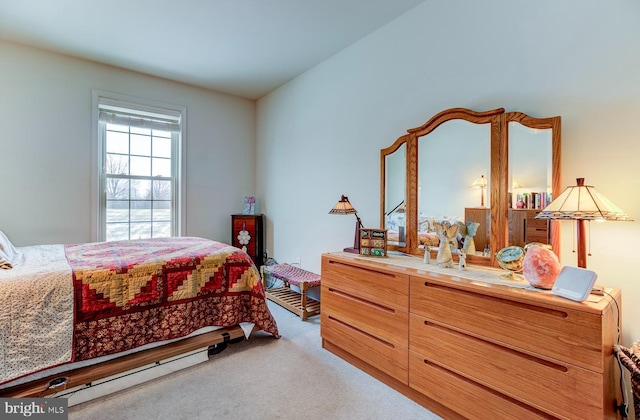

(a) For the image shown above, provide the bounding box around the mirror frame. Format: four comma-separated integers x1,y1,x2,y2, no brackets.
380,133,410,247
503,112,562,258
381,107,561,267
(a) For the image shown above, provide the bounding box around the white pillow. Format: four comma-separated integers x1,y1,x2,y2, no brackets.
386,213,402,231
0,249,12,269
0,230,18,263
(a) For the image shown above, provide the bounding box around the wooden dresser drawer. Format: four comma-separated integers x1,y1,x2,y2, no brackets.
526,218,548,229
526,226,549,243
322,285,408,347
526,232,550,243
322,255,409,310
410,277,603,371
410,314,603,419
322,312,408,383
409,351,554,420
525,217,549,243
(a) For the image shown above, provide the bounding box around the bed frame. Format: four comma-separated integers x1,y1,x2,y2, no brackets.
0,324,250,398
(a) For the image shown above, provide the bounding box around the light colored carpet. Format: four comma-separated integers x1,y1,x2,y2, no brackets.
68,301,442,420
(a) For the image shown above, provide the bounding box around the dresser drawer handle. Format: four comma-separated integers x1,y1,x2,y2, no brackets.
422,282,568,319
327,287,396,314
420,359,554,417
422,321,569,373
328,259,398,279
327,315,396,348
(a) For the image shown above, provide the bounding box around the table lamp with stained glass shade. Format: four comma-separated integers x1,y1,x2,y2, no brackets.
329,195,364,254
535,178,633,268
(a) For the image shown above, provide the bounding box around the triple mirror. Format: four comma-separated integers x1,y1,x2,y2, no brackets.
381,107,561,266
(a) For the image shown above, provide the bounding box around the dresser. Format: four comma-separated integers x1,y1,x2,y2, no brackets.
231,214,265,268
510,209,550,247
321,252,622,419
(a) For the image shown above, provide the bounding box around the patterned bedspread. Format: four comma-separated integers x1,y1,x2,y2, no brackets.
387,230,440,247
67,237,279,361
0,237,279,385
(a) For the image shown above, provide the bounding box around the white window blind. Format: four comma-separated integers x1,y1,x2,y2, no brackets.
98,109,181,133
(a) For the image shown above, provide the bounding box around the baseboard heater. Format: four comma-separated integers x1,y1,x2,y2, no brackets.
0,326,249,406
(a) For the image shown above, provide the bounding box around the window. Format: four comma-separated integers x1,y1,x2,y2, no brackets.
93,92,185,242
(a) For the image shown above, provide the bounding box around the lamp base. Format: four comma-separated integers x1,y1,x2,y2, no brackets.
343,247,360,254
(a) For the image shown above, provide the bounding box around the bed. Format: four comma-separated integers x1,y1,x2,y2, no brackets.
385,213,461,248
0,233,279,398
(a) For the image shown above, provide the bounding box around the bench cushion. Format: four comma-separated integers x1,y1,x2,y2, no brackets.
264,263,321,288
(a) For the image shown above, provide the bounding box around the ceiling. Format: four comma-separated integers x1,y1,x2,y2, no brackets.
0,0,425,99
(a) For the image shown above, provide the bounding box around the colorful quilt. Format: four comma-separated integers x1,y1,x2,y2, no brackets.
0,237,278,385
66,237,279,361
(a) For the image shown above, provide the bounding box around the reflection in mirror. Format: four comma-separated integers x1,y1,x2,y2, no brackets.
418,120,491,256
508,122,553,248
381,107,559,266
385,143,406,246
509,123,552,207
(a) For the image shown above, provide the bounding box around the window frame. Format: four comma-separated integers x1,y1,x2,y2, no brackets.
91,90,186,242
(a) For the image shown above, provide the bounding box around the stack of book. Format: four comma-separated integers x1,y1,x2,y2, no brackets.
513,192,552,209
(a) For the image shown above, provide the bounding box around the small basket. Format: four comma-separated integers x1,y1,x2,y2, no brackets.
614,343,640,419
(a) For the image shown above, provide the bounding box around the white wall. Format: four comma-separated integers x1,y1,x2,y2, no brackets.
0,40,256,246
257,0,640,344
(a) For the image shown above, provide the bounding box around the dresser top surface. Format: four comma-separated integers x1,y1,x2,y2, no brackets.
322,251,620,314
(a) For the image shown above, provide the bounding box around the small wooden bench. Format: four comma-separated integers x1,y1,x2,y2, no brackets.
262,264,321,321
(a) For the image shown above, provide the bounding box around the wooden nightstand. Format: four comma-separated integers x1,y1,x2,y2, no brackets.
231,214,265,268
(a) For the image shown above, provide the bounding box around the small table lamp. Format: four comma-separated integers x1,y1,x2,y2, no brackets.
535,177,633,268
329,195,364,254
470,175,487,207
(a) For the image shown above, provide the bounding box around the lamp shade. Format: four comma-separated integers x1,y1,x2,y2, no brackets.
470,175,487,189
329,195,363,253
535,178,632,221
386,200,405,216
535,177,632,268
329,195,357,215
